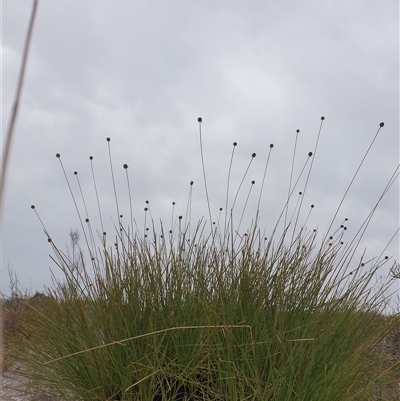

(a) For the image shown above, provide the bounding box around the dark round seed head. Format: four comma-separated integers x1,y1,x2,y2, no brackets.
345,218,348,221
48,238,52,242
106,137,111,142
197,117,202,122
123,164,128,169
385,256,389,259
251,180,255,184
178,215,182,220
103,232,106,236
252,153,256,158
321,116,325,120
270,143,274,148
120,215,123,218
89,156,93,160
308,152,313,157
296,129,300,133
146,200,149,204
172,202,175,205
379,122,384,127
190,181,194,185
56,153,60,158
299,192,302,195
169,230,172,234
344,227,347,230
341,241,344,245
144,207,148,211
74,171,78,175
31,205,35,209
361,263,365,266
233,142,237,146
146,228,149,231
341,225,344,228
329,236,333,240
311,204,314,208
219,207,223,211
85,218,89,222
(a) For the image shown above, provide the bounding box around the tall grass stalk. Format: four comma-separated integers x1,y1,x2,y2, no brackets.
9,117,400,400
1,1,38,390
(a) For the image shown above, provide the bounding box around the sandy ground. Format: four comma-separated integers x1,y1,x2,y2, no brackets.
1,370,31,401
1,369,59,401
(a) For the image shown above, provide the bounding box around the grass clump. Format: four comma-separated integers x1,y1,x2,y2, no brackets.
8,117,400,400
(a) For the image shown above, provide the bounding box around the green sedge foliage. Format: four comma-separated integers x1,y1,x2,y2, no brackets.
12,118,399,400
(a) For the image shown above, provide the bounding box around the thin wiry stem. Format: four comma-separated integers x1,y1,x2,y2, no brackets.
224,142,237,234
184,181,194,238
30,205,48,234
89,156,104,234
74,171,97,260
291,117,324,242
284,130,299,229
106,138,121,225
198,118,213,231
235,180,256,243
325,122,385,238
256,143,274,223
171,201,176,235
123,164,134,240
226,153,257,238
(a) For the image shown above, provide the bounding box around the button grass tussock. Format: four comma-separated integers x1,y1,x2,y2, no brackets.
3,115,399,400
2,3,400,400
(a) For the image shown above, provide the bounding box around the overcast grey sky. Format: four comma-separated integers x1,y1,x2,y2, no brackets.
2,1,399,305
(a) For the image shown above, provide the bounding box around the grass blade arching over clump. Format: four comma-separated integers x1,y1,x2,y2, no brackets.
9,117,400,400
